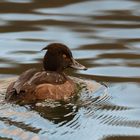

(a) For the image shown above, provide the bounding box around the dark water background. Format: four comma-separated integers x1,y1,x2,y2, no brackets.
0,0,140,140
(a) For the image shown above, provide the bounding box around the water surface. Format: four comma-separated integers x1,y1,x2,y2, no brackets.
0,0,140,140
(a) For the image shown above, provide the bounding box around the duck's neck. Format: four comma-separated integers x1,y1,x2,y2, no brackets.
43,53,63,72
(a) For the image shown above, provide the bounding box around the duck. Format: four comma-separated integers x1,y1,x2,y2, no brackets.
5,43,87,104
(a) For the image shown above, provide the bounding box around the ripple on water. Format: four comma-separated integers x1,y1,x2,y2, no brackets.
81,66,140,78
35,0,137,15
5,0,32,3
1,79,140,140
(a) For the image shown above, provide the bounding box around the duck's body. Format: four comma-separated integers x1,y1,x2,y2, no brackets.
5,43,86,103
6,68,76,103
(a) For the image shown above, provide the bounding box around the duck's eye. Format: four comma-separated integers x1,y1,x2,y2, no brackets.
62,54,67,58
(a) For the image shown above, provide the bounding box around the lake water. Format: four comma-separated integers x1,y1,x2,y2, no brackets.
0,0,140,140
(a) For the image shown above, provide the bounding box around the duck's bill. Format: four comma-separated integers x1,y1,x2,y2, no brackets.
70,58,87,70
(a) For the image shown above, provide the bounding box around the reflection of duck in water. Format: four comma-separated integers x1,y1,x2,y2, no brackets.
33,101,78,124
5,43,87,104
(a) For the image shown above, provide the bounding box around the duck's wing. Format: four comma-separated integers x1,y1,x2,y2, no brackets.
6,68,38,95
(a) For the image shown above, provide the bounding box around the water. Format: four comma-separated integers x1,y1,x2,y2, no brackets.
0,0,140,139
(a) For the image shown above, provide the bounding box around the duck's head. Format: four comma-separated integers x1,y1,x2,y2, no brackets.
42,43,87,72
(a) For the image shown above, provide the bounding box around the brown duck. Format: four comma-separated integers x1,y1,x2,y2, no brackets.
5,43,87,104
